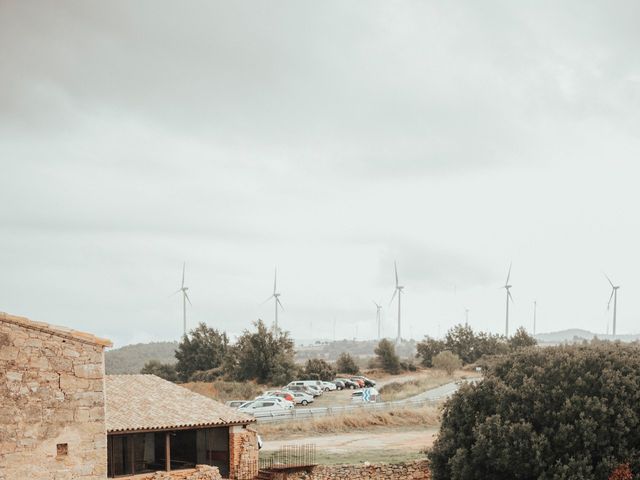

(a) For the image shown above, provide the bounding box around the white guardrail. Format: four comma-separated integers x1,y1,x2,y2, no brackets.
252,379,480,424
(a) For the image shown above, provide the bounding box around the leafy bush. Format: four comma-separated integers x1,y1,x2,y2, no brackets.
335,352,360,374
175,323,229,381
228,319,298,384
432,350,462,375
429,344,640,479
374,339,401,374
304,358,336,381
416,324,525,367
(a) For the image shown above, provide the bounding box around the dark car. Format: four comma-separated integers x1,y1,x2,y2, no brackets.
353,375,376,387
332,380,345,390
349,377,365,388
335,378,358,389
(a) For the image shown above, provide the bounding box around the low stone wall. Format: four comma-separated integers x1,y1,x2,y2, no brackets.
123,465,222,480
273,460,430,480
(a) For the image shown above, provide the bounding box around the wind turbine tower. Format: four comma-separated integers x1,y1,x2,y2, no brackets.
533,300,537,336
605,274,620,336
389,261,404,344
263,268,284,332
373,301,382,340
502,263,514,337
175,262,192,336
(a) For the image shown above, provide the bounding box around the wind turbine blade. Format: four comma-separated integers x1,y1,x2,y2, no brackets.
182,262,185,288
505,262,512,285
394,261,399,287
171,288,182,296
607,288,615,310
261,295,274,305
277,298,284,311
184,291,192,306
508,291,514,303
273,268,277,295
604,273,615,289
389,288,398,306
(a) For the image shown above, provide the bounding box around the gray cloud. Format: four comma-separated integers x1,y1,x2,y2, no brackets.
1,1,640,345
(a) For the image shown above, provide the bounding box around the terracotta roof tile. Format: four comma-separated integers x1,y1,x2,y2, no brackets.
0,311,112,347
105,375,255,433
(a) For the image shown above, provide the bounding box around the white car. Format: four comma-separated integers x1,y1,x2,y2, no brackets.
225,400,250,408
238,399,287,415
350,387,380,403
321,381,337,391
254,395,294,409
285,390,314,406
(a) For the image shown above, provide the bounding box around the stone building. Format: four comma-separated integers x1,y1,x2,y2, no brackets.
0,311,112,480
105,374,258,480
1,311,259,480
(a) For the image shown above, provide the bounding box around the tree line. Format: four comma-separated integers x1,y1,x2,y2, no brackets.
141,320,362,385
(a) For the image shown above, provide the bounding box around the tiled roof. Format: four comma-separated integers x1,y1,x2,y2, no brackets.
0,311,112,347
105,375,255,433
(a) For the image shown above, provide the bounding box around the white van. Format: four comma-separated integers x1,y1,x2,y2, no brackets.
286,380,324,396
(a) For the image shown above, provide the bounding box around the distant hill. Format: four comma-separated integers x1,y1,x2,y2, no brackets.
105,341,178,374
535,329,640,344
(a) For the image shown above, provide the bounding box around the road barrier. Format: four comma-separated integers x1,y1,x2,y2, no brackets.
253,393,445,423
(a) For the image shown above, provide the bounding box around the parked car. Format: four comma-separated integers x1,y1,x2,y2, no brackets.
349,377,365,388
263,390,294,402
332,380,345,390
254,395,294,409
352,375,376,387
335,378,358,389
286,384,321,397
285,390,314,406
351,387,380,403
238,399,287,415
321,381,337,391
225,400,250,408
286,381,323,396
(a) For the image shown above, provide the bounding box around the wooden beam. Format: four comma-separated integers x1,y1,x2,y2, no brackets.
165,432,171,472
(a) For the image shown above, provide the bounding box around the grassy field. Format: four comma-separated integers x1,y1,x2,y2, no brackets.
181,380,265,403
256,405,440,438
377,369,467,402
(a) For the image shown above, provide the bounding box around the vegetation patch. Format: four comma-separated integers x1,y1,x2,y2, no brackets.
257,406,440,438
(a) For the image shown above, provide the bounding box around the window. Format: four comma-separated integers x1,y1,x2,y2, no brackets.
56,443,68,457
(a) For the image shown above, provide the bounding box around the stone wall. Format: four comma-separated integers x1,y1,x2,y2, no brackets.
272,460,430,480
228,426,258,480
0,319,108,480
120,465,222,480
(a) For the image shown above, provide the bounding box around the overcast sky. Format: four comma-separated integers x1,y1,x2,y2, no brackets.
2,1,640,347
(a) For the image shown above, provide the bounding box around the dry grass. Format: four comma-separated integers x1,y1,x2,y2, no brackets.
378,369,466,402
256,406,440,439
181,380,265,403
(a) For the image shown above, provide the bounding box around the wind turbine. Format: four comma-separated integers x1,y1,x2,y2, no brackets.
465,308,470,326
533,300,537,336
373,301,382,340
263,268,284,332
389,261,404,344
605,274,620,336
174,262,191,336
502,263,514,337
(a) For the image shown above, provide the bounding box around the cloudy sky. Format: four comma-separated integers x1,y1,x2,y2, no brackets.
2,1,640,347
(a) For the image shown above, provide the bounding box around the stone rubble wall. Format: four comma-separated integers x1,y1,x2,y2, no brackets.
271,460,430,480
229,426,259,479
127,465,222,480
0,320,108,480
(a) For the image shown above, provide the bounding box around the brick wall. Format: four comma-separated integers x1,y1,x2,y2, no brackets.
228,426,258,480
0,319,108,480
272,460,430,480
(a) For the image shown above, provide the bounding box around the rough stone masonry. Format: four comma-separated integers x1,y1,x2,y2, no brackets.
0,313,112,480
